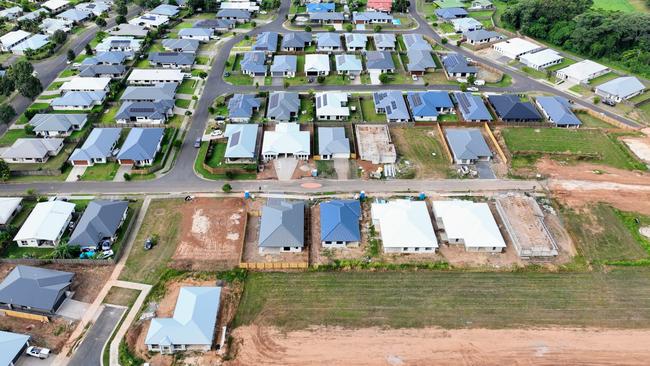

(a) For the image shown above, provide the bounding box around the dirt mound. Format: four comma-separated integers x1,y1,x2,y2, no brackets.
537,157,650,185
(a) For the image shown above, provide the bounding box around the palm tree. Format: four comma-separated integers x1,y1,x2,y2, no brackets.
51,243,74,259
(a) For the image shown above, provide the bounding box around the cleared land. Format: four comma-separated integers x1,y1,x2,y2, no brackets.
390,127,451,178
592,0,647,12
103,287,140,307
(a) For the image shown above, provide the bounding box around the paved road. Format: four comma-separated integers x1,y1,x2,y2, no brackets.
68,305,125,366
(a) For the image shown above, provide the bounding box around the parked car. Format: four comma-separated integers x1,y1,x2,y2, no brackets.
194,138,201,148
210,129,223,137
26,346,50,359
467,87,479,92
602,98,616,106
411,75,418,81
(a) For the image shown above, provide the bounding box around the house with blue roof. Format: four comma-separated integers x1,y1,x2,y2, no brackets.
374,91,410,122
535,96,581,128
316,32,342,52
453,92,492,122
253,32,278,53
320,200,361,248
228,94,262,122
259,199,305,253
224,124,258,163
407,91,454,121
0,331,30,366
116,128,164,166
146,286,221,354
488,94,542,122
69,128,121,166
435,7,468,20
306,3,335,12
442,53,477,78
240,51,267,76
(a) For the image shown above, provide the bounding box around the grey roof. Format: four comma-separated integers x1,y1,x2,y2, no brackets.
150,4,179,16
464,29,502,42
193,18,235,30
445,128,492,161
216,9,251,19
51,91,106,108
316,32,341,48
352,11,393,22
442,52,477,74
78,64,126,77
69,128,121,162
318,127,350,155
30,113,87,132
115,100,173,121
253,31,278,52
259,199,305,248
162,38,199,52
0,265,73,313
81,51,128,65
365,51,394,70
596,76,646,99
344,33,367,49
403,34,432,51
270,55,297,73
435,7,468,19
535,96,581,126
117,128,164,161
121,83,177,102
281,32,311,49
17,9,48,22
488,94,542,121
310,12,344,21
406,50,435,72
178,27,213,38
335,54,362,72
266,92,299,121
0,331,30,366
148,51,195,66
373,33,396,48
228,94,261,119
224,124,258,159
453,92,492,121
240,51,267,74
57,8,91,22
374,91,410,121
1,138,63,160
68,200,128,247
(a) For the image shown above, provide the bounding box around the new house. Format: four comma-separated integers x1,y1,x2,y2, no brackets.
318,127,350,160
316,32,342,52
0,30,31,52
435,7,468,20
121,83,177,102
371,200,438,253
372,33,396,51
352,11,393,24
266,92,300,122
305,54,330,75
50,91,106,110
127,69,185,85
403,33,432,51
240,51,267,76
270,55,297,77
442,53,477,78
216,9,251,23
374,91,410,122
69,128,121,166
595,76,646,103
129,13,170,28
488,94,542,122
320,200,361,248
78,64,126,78
29,114,87,137
95,36,142,54
115,100,174,124
453,92,492,122
365,51,394,73
344,33,367,51
252,31,278,52
406,50,435,75
492,37,543,60
281,32,312,51
162,38,199,53
0,197,22,228
0,265,74,315
258,199,305,253
150,3,179,17
224,124,258,163
451,17,482,33
228,94,262,122
432,200,506,252
116,128,164,166
316,92,349,120
309,12,344,25
355,124,396,164
464,29,503,45
407,91,454,121
261,123,310,161
445,128,493,164
335,54,363,75
42,0,70,14
148,52,196,69
178,27,213,41
0,331,30,366
519,49,563,70
1,138,64,164
68,200,128,248
13,201,75,247
60,77,111,93
535,96,581,128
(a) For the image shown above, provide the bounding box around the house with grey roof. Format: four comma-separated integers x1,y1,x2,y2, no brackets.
442,53,477,78
117,128,164,166
69,128,121,166
56,8,91,23
121,83,177,102
51,91,106,110
281,32,311,51
29,114,87,137
309,12,344,24
335,54,362,75
178,27,213,41
11,34,50,55
116,100,174,125
445,128,493,164
488,94,543,122
374,91,410,122
80,51,128,65
259,199,305,253
148,52,195,69
0,265,74,315
464,29,503,45
266,92,300,122
535,96,581,128
68,200,128,248
344,33,367,51
316,32,342,52
373,33,396,51
320,200,361,247
40,17,73,35
0,6,22,20
365,51,395,73
1,138,64,164
78,64,126,78
17,9,48,22
162,38,199,53
318,127,350,160
75,1,110,16
352,11,393,24
451,17,483,33
108,23,149,37
240,51,267,76
0,197,22,228
435,7,468,20
224,124,259,163
595,76,646,103
253,31,278,53
453,92,492,122
193,18,235,32
150,3,179,17
216,9,250,23
228,94,262,122
406,50,435,75
95,36,141,54
403,34,432,51
0,331,30,366
270,55,297,77
407,91,454,121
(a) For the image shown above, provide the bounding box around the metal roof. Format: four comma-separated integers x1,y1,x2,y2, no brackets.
68,200,128,247
596,76,646,99
228,94,261,118
0,331,30,366
320,200,360,242
252,31,278,52
0,197,22,225
407,91,453,118
373,91,410,120
0,265,73,312
117,128,164,161
445,128,493,161
224,124,257,159
30,113,87,132
535,96,581,126
488,94,542,121
432,200,506,248
69,128,121,162
318,127,350,156
266,92,299,121
259,199,305,247
453,92,492,121
365,50,394,70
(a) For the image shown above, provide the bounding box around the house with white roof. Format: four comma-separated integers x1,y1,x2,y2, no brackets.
0,7,22,20
13,201,75,247
519,49,563,70
95,36,142,54
305,54,330,76
315,92,349,120
56,8,91,23
1,138,64,164
0,197,22,228
10,34,50,55
60,77,111,93
451,17,483,33
42,0,70,14
261,123,310,161
40,17,73,35
127,69,184,85
556,60,609,84
432,200,506,252
75,1,111,16
0,30,31,52
492,37,543,60
595,76,646,103
371,200,438,253
129,13,170,28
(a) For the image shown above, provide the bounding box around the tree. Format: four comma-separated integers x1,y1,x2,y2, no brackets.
96,17,107,27
51,30,67,45
24,123,34,135
222,183,232,192
17,76,42,99
0,160,9,181
593,96,601,104
0,76,14,96
304,25,311,32
85,43,93,55
0,104,15,124
467,74,476,85
345,23,353,32
67,49,76,62
441,37,448,44
378,73,389,84
116,15,126,24
117,4,128,15
373,25,382,32
51,243,75,259
460,83,468,92
8,59,34,85
317,75,325,83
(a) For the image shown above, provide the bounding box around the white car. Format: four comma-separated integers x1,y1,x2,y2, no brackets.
411,74,418,81
26,346,51,359
467,87,479,92
210,130,223,137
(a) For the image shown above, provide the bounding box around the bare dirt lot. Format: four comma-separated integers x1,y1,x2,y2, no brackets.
622,128,650,164
171,197,247,271
227,325,650,366
0,314,76,353
538,157,650,185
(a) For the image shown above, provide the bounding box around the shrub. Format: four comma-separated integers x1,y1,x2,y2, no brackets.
123,173,132,181
222,183,232,192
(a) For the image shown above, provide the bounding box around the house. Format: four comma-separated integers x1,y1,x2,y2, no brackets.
372,33,395,51
95,36,142,53
407,91,454,121
320,200,360,248
0,30,31,52
432,200,506,252
224,124,258,163
435,7,468,20
306,3,335,12
281,32,311,51
335,54,363,75
220,1,260,12
129,13,170,28
355,124,396,164
240,51,267,76
0,265,73,314
50,91,106,110
464,29,503,45
453,92,492,122
365,51,394,73
1,138,64,164
0,7,22,20
435,0,466,8
403,34,432,52
145,287,221,354
29,114,87,137
595,76,646,103
309,12,344,25
366,0,392,12
150,4,179,17
148,52,195,69
17,9,49,22
162,38,199,53
373,91,410,122
253,31,278,52
68,200,128,248
488,94,542,122
270,55,297,77
193,18,235,33
78,64,126,78
13,201,75,247
519,49,563,70
56,8,91,23
11,34,50,55
451,17,482,33
178,27,213,42
0,331,30,366
261,123,310,161
316,92,349,120
316,32,342,52
75,1,110,16
266,92,300,121
406,50,435,75
228,94,261,122
258,199,305,253
0,197,22,228
81,51,128,65
42,0,70,14
115,100,174,124
318,127,350,160
216,9,250,23
469,0,494,9
121,83,177,102
535,96,581,128
344,33,367,51
445,128,492,164
352,11,393,24
442,53,477,78
116,128,164,166
371,200,438,253
60,77,111,93
492,37,542,60
40,18,73,35
305,54,330,76
127,69,184,85
108,24,149,38
69,128,121,166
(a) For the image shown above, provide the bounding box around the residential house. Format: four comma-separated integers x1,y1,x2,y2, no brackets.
352,11,393,24
305,54,330,76
432,200,506,252
464,29,503,45
281,32,311,51
451,17,482,33
78,64,126,78
1,138,64,164
316,92,349,120
492,37,542,60
224,124,258,163
40,18,73,35
228,94,261,122
68,128,121,166
220,1,260,12
127,69,185,85
371,200,438,253
316,32,342,52
60,77,111,93
0,30,31,52
150,4,179,17
372,33,395,51
116,128,165,166
306,3,335,12
442,52,477,78
81,51,128,65
320,200,360,248
0,331,30,366
374,91,410,122
403,33,432,51
488,94,543,122
115,100,174,124
121,83,178,102
108,24,149,38
355,124,396,164
445,128,492,164
519,49,563,70
42,0,70,14
595,76,646,103
270,55,297,77
178,27,213,41
309,12,344,25
0,197,22,228
162,38,199,53
318,127,350,160
95,36,142,54
406,50,435,75
469,0,494,9
216,9,251,23
56,8,91,23
366,0,392,12
365,51,394,73
193,18,235,33
240,51,267,76
13,201,75,247
29,114,87,137
253,31,278,53
0,265,73,314
406,91,454,121
335,54,362,75
50,91,106,110
0,7,22,20
453,91,492,122
261,123,310,161
435,7,468,20
148,52,196,69
435,0,466,7
129,13,170,28
75,1,110,16
68,200,128,248
535,96,581,128
258,199,305,253
10,34,50,55
266,92,300,122
344,33,367,51
17,9,48,22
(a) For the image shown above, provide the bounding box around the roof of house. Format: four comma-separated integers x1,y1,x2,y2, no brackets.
281,32,311,49
78,64,126,77
69,128,121,162
435,0,466,8
262,123,310,157
534,96,580,126
464,29,503,42
51,91,106,107
558,60,609,81
306,2,335,12
193,18,235,30
270,55,297,73
115,100,173,121
127,68,184,82
266,92,299,120
240,51,267,74
224,124,257,159
253,31,278,52
148,52,195,65
228,94,261,119
1,138,63,160
40,17,72,34
403,33,432,51
81,51,128,65
216,9,250,19
0,30,30,47
407,91,453,118
320,200,360,242
145,287,221,346
442,52,477,74
108,23,149,37
372,33,395,48
371,200,438,248
29,113,87,132
129,13,170,27
150,3,179,16
0,7,22,19
0,197,22,225
259,199,305,247
61,77,110,91
450,17,482,30
352,11,393,22
432,200,506,248
367,0,392,11
12,34,49,53
68,200,128,247
0,331,30,366
344,33,367,49
435,7,468,19
318,127,350,156
162,38,199,52
305,54,330,72
493,37,541,57
95,36,142,52
121,83,177,101
14,201,75,242
316,92,349,117
316,32,341,48
42,0,69,11
596,76,646,99
488,94,542,121
453,92,492,121
374,91,409,120
310,12,344,21
0,265,73,312
117,128,164,161
178,27,213,38
335,54,362,72
56,8,90,21
519,49,563,67
17,9,48,22
406,50,435,72
445,128,492,161
365,50,394,70
75,1,110,15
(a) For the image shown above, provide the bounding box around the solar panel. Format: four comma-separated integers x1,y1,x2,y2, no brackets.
230,131,240,146
411,94,422,106
132,108,155,113
390,101,397,109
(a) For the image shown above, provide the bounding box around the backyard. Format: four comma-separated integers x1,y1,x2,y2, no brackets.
80,163,120,181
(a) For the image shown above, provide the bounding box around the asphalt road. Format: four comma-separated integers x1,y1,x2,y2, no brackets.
68,305,125,366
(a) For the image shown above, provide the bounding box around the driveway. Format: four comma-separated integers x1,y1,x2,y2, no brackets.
66,166,87,182
273,157,298,181
56,298,90,320
113,165,132,182
16,354,56,366
333,158,349,180
369,70,381,85
476,161,496,179
68,305,125,366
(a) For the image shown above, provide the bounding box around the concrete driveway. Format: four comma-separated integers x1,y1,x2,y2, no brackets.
68,305,125,366
476,161,496,179
333,158,349,180
113,165,132,182
66,166,87,182
273,157,298,181
16,354,56,366
369,70,381,85
56,298,90,320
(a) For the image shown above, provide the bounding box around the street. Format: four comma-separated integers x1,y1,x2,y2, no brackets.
67,305,125,366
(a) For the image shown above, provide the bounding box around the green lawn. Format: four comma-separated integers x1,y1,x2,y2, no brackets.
391,127,451,178
546,58,577,72
592,0,637,12
575,111,615,128
298,97,314,123
134,59,150,68
177,79,197,94
569,84,590,95
2,243,54,259
0,129,30,146
194,142,256,180
224,73,254,86
438,22,455,33
521,66,548,79
588,72,619,86
358,96,384,122
59,69,78,78
487,74,512,87
175,99,191,108
100,104,120,124
195,56,210,65
79,162,119,181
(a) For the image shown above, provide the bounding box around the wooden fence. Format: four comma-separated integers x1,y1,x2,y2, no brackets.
483,122,507,164
1,309,49,322
436,122,454,163
239,262,308,270
574,108,638,130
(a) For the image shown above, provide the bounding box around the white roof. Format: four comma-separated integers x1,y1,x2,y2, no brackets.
557,60,608,81
127,68,184,82
432,200,506,249
14,201,75,242
305,54,330,73
60,77,111,91
371,200,438,248
0,197,22,225
519,49,563,66
42,0,69,10
493,37,540,57
315,92,349,117
0,30,31,47
129,13,169,27
262,123,310,156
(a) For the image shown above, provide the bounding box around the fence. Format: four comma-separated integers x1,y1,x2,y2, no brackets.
436,122,453,163
1,309,49,322
483,122,507,164
574,108,638,130
239,262,308,270
131,129,178,175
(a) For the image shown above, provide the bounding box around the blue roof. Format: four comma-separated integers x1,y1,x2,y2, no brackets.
407,91,453,118
178,27,213,37
228,94,261,119
488,94,542,121
69,128,121,162
117,128,164,161
320,200,361,242
224,124,257,159
453,92,492,121
150,4,179,16
0,331,30,366
240,51,267,74
307,3,335,12
535,96,581,126
435,7,468,19
252,31,278,52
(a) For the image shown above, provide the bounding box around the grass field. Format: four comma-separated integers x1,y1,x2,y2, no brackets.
175,99,191,109
234,268,650,330
592,0,646,12
177,79,197,94
0,129,29,146
103,287,140,307
80,162,119,181
575,112,614,128
390,127,451,178
588,72,619,86
359,96,384,122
